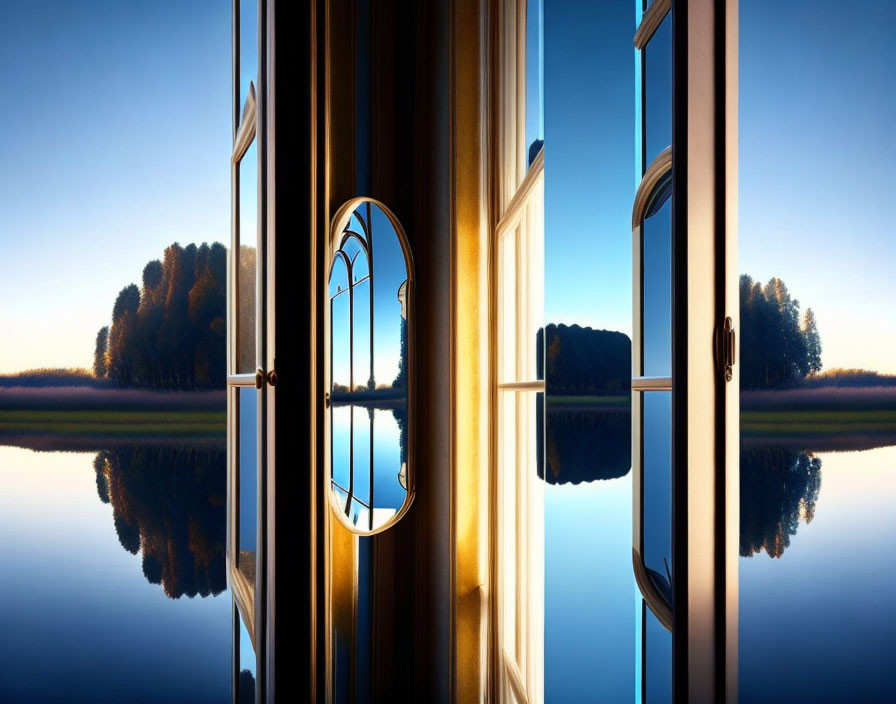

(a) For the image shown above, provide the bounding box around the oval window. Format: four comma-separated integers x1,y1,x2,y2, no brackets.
327,199,414,535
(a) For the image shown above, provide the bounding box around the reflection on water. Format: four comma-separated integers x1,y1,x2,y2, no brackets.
740,443,896,702
0,438,229,703
544,405,635,702
330,402,408,531
539,404,631,484
95,444,227,598
740,444,821,558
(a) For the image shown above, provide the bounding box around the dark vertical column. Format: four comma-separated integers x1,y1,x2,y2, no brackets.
265,0,325,700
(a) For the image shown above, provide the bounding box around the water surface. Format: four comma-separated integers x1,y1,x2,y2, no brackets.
739,444,896,703
0,443,230,703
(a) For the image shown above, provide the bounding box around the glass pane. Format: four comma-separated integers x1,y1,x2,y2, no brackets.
237,140,258,374
239,0,257,116
331,287,351,393
643,11,671,166
237,613,256,704
372,407,405,518
499,389,517,655
523,186,544,383
352,407,372,513
328,201,411,533
643,601,672,704
331,405,351,497
525,0,544,168
642,186,671,378
352,279,372,391
642,391,672,604
498,230,517,383
238,387,257,588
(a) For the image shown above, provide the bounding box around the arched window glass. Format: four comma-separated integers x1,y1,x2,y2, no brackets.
327,199,414,535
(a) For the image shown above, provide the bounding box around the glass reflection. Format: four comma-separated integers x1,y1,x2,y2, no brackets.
642,189,671,378
329,202,411,532
239,0,257,115
526,0,544,167
642,391,671,602
238,140,257,374
238,387,257,587
643,12,671,166
237,613,256,704
643,601,672,703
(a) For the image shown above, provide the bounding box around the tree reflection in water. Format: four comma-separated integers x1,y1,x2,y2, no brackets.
238,670,255,704
538,404,631,485
94,443,227,598
740,445,821,558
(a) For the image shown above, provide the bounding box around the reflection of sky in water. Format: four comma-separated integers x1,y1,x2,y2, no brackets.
545,476,634,702
331,204,407,388
0,447,230,703
331,406,406,521
740,446,896,702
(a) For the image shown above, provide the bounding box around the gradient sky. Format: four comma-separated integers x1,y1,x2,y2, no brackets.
739,1,896,374
1,1,893,375
547,0,896,375
0,0,230,373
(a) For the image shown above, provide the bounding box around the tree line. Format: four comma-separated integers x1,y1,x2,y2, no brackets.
537,324,631,395
94,242,227,390
740,274,821,390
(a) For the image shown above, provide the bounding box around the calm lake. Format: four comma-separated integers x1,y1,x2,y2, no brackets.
739,443,896,703
1,406,892,702
544,406,896,702
0,440,230,703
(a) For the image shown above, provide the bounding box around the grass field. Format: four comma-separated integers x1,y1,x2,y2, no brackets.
0,387,226,451
0,409,225,436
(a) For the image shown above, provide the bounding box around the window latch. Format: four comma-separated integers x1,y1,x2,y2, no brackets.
720,317,736,382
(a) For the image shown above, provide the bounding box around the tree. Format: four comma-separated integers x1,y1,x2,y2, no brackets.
93,326,109,378
739,274,823,389
107,285,141,386
102,243,228,390
802,307,822,375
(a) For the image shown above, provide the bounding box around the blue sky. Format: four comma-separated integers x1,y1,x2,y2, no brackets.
0,0,230,373
547,0,896,375
0,0,893,375
739,1,896,374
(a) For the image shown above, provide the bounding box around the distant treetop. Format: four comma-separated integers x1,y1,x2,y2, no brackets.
740,274,823,390
95,242,228,390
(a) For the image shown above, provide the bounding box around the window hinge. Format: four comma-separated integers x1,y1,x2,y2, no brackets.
720,317,736,382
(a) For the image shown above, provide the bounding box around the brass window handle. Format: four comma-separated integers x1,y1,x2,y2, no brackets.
255,368,278,389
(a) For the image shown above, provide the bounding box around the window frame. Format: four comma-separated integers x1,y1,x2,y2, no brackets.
227,0,265,700
631,0,740,700
490,0,545,701
323,197,417,537
632,148,674,631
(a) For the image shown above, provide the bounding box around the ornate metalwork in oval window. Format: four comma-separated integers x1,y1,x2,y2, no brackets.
327,199,414,535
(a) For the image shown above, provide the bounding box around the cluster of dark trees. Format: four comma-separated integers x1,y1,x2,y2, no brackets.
740,275,822,390
95,443,226,598
94,242,227,390
537,324,631,395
